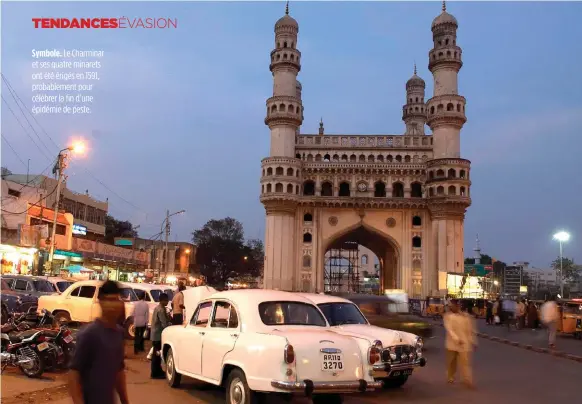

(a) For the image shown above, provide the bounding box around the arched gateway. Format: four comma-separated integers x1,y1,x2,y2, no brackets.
260,4,472,297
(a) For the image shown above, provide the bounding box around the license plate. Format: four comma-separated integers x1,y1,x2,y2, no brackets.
321,353,344,371
390,369,413,378
37,342,49,352
63,335,73,344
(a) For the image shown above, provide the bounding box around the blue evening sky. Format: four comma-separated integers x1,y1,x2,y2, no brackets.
1,1,581,268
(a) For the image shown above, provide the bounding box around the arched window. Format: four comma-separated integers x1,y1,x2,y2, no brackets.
321,182,333,196
460,186,466,196
387,155,393,162
266,184,272,193
436,169,445,177
460,170,466,179
295,153,301,159
447,103,454,111
392,182,404,198
315,154,322,162
261,185,264,193
323,154,331,161
411,182,422,198
267,167,273,176
303,180,315,195
303,255,311,267
339,182,351,197
275,183,283,193
412,236,422,248
404,155,411,163
395,155,402,163
448,168,456,178
306,154,313,162
448,185,456,195
429,187,434,196
429,171,434,179
374,182,386,197
303,213,313,222
287,168,294,176
437,186,445,195
332,154,339,161
350,155,357,162
359,155,366,162
287,184,293,193
361,255,368,265
341,154,348,161
412,216,422,226
303,233,312,243
368,154,375,162
377,155,384,162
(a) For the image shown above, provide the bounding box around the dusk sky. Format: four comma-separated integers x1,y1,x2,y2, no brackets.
1,1,581,268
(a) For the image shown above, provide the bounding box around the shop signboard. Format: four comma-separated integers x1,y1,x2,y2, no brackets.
464,264,493,277
72,224,87,236
503,265,522,295
97,242,134,260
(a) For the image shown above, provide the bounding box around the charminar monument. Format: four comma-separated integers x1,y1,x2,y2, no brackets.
260,2,471,297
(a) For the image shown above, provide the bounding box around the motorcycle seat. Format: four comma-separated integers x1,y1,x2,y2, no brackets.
6,329,39,343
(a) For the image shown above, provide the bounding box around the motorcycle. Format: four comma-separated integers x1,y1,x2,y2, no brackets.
0,328,46,378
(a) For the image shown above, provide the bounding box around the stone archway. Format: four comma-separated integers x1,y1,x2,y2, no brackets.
323,223,400,294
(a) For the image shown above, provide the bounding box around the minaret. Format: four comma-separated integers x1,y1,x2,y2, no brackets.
425,2,472,294
403,63,427,135
318,118,324,135
260,3,303,291
473,234,481,264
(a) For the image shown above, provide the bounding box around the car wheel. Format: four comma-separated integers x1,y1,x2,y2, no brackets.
54,311,71,327
381,375,409,389
124,318,136,340
225,368,258,404
312,394,343,404
165,348,182,388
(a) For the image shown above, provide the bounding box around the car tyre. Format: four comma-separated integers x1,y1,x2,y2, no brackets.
381,375,409,389
54,311,71,327
124,318,136,340
165,348,182,388
225,368,258,404
312,394,343,404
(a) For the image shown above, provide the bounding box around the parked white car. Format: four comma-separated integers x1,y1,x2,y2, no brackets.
46,277,75,294
299,293,427,388
37,280,136,330
161,289,382,404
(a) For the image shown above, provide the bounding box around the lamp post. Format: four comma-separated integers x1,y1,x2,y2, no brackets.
162,209,185,279
553,231,570,298
45,141,85,275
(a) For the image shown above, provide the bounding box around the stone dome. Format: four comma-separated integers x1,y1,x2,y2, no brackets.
275,14,298,30
407,73,425,88
431,10,458,29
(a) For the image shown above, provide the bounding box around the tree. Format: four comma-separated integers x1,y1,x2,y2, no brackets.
551,257,581,284
104,215,138,244
192,218,263,289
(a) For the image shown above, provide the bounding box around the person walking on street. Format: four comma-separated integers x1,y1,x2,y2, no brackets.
527,301,539,330
133,291,149,355
485,300,494,325
541,296,559,349
443,299,477,389
517,299,526,329
150,293,171,379
68,281,129,404
172,282,186,325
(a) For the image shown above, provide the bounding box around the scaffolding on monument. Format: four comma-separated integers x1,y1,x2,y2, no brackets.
324,241,361,293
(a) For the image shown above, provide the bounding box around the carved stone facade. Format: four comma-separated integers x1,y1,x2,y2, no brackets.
260,3,471,297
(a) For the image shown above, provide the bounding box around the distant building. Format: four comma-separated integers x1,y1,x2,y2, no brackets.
4,174,108,240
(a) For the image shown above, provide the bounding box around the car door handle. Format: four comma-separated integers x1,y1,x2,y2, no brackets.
231,333,238,338
199,331,205,335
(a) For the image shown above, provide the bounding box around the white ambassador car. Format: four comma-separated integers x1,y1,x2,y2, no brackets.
161,289,382,404
299,293,427,388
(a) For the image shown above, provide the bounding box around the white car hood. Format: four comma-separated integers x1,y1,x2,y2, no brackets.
331,324,418,347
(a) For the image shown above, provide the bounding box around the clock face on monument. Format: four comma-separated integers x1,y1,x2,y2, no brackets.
357,183,368,192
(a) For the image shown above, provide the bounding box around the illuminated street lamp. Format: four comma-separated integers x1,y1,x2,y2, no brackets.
553,231,570,298
46,140,87,274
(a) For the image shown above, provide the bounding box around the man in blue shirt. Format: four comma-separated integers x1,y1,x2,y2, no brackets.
68,280,129,404
150,292,170,379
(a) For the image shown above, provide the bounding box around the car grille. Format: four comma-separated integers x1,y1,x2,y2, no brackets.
381,345,416,363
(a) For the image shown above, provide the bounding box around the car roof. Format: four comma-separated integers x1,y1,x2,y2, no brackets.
296,293,353,305
3,275,51,281
119,282,162,290
208,289,317,305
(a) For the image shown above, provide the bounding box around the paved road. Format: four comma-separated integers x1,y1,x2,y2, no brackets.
2,327,579,403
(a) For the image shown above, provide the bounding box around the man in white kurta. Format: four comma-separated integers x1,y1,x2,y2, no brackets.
443,300,477,387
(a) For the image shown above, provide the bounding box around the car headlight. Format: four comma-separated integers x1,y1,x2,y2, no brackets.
373,340,383,349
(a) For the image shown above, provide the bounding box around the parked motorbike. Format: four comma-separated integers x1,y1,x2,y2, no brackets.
0,328,46,378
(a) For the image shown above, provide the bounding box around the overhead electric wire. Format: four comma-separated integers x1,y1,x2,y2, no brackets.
1,94,52,161
1,133,28,168
1,156,58,203
1,73,147,215
0,182,60,215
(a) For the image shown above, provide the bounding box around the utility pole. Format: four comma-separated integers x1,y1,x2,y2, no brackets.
164,209,170,279
46,151,67,275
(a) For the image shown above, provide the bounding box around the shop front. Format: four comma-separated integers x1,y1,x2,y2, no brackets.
72,238,149,281
0,244,37,275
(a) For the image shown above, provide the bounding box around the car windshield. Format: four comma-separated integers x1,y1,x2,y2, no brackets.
56,281,73,293
318,302,368,326
150,289,163,302
119,288,138,302
33,280,56,292
259,301,327,327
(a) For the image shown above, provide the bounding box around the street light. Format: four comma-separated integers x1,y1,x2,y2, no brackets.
46,140,87,274
553,231,570,298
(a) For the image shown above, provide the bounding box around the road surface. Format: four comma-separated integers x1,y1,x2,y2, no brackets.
1,327,579,403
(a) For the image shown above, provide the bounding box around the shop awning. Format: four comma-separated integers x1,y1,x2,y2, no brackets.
28,205,70,226
64,265,94,274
